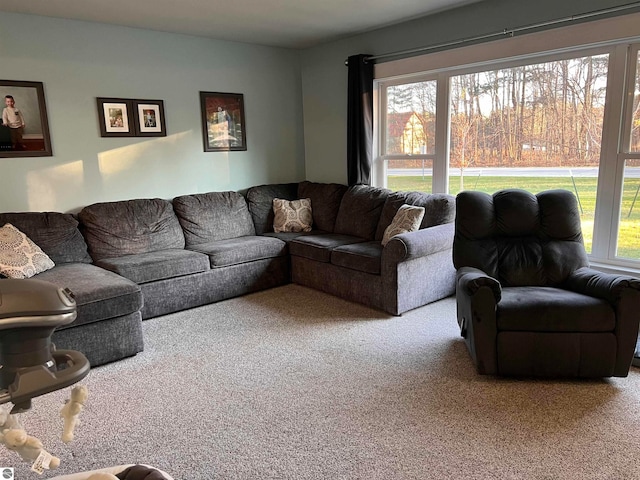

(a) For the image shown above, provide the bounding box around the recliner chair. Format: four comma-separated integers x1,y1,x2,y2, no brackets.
453,188,640,377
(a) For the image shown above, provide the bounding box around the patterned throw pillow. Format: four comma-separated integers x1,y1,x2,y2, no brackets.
381,204,426,246
273,198,313,233
0,223,55,278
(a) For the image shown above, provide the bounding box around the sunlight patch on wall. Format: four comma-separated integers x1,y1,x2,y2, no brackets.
27,160,84,211
97,131,231,196
97,132,192,178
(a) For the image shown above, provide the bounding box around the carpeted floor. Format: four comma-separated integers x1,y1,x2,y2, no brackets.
2,284,640,479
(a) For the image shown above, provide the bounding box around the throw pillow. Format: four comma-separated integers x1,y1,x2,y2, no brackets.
0,223,55,278
381,204,425,246
273,198,313,233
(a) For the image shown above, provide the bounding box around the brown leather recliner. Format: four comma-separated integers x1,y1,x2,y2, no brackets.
453,189,640,377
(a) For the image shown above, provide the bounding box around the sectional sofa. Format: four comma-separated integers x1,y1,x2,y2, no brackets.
0,181,456,367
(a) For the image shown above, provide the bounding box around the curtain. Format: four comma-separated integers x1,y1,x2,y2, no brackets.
347,54,374,186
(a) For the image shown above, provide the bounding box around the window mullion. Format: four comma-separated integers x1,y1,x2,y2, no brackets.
592,44,629,260
433,72,450,193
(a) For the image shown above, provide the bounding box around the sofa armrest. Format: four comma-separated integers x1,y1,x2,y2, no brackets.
383,222,454,263
564,267,640,305
456,266,502,302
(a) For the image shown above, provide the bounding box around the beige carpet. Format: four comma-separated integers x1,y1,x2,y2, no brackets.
2,284,640,479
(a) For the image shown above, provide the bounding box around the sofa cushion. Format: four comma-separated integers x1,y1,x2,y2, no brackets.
173,191,255,246
333,185,389,240
95,249,210,284
375,191,455,240
289,234,365,263
298,181,348,232
381,205,425,246
188,236,287,267
0,223,55,278
246,183,299,235
79,198,184,261
0,212,92,264
331,241,383,274
273,198,313,233
34,263,142,328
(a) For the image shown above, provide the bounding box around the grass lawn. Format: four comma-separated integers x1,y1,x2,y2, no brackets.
387,175,640,259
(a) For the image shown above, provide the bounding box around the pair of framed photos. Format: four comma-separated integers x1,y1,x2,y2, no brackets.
97,97,166,138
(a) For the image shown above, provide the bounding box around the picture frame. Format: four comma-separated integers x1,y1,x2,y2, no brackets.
200,91,247,152
0,80,53,158
96,97,135,137
133,99,166,137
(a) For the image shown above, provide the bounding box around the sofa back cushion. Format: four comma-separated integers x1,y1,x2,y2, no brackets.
297,181,348,232
245,183,299,235
173,191,255,246
79,198,185,260
0,212,92,264
374,191,456,240
333,185,389,240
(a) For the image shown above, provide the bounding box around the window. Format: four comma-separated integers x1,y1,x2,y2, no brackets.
382,80,437,194
374,29,640,270
447,54,609,253
616,48,640,260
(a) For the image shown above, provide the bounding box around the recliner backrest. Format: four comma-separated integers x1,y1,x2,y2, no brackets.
453,189,589,286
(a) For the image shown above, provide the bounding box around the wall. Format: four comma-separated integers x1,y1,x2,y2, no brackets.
300,0,639,185
0,13,305,213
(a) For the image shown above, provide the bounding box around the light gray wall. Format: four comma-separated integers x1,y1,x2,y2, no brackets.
0,13,305,213
300,0,638,184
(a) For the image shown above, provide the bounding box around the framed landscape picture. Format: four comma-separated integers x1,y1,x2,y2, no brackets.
97,97,134,137
0,79,53,158
199,91,247,152
133,99,166,137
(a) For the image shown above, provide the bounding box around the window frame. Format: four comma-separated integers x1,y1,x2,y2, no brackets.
373,19,640,273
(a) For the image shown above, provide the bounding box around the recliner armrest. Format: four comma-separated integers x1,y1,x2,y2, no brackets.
383,222,454,262
564,267,640,305
456,266,502,302
565,266,640,376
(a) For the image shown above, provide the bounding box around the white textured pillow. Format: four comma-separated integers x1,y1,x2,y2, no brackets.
0,223,55,278
273,198,313,233
381,204,425,246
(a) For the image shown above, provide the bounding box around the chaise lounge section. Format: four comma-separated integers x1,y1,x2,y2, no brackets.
0,212,144,367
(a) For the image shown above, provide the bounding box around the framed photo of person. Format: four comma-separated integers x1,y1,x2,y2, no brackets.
96,97,135,137
133,99,166,137
0,79,53,158
199,91,247,152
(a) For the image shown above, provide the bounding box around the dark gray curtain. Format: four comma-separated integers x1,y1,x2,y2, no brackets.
347,54,374,186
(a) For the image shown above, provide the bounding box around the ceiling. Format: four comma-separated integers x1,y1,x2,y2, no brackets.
0,0,481,49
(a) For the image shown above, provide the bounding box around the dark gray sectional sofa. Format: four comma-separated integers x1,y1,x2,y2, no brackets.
0,182,456,368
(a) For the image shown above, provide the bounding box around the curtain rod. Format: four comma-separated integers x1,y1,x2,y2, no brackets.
344,1,640,66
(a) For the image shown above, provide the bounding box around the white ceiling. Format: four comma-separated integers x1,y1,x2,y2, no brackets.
0,0,481,49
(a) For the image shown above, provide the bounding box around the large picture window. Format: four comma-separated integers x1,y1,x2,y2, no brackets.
375,34,640,269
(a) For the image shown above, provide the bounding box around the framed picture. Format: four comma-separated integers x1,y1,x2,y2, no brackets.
96,97,134,137
133,99,166,137
199,91,247,152
0,80,53,158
